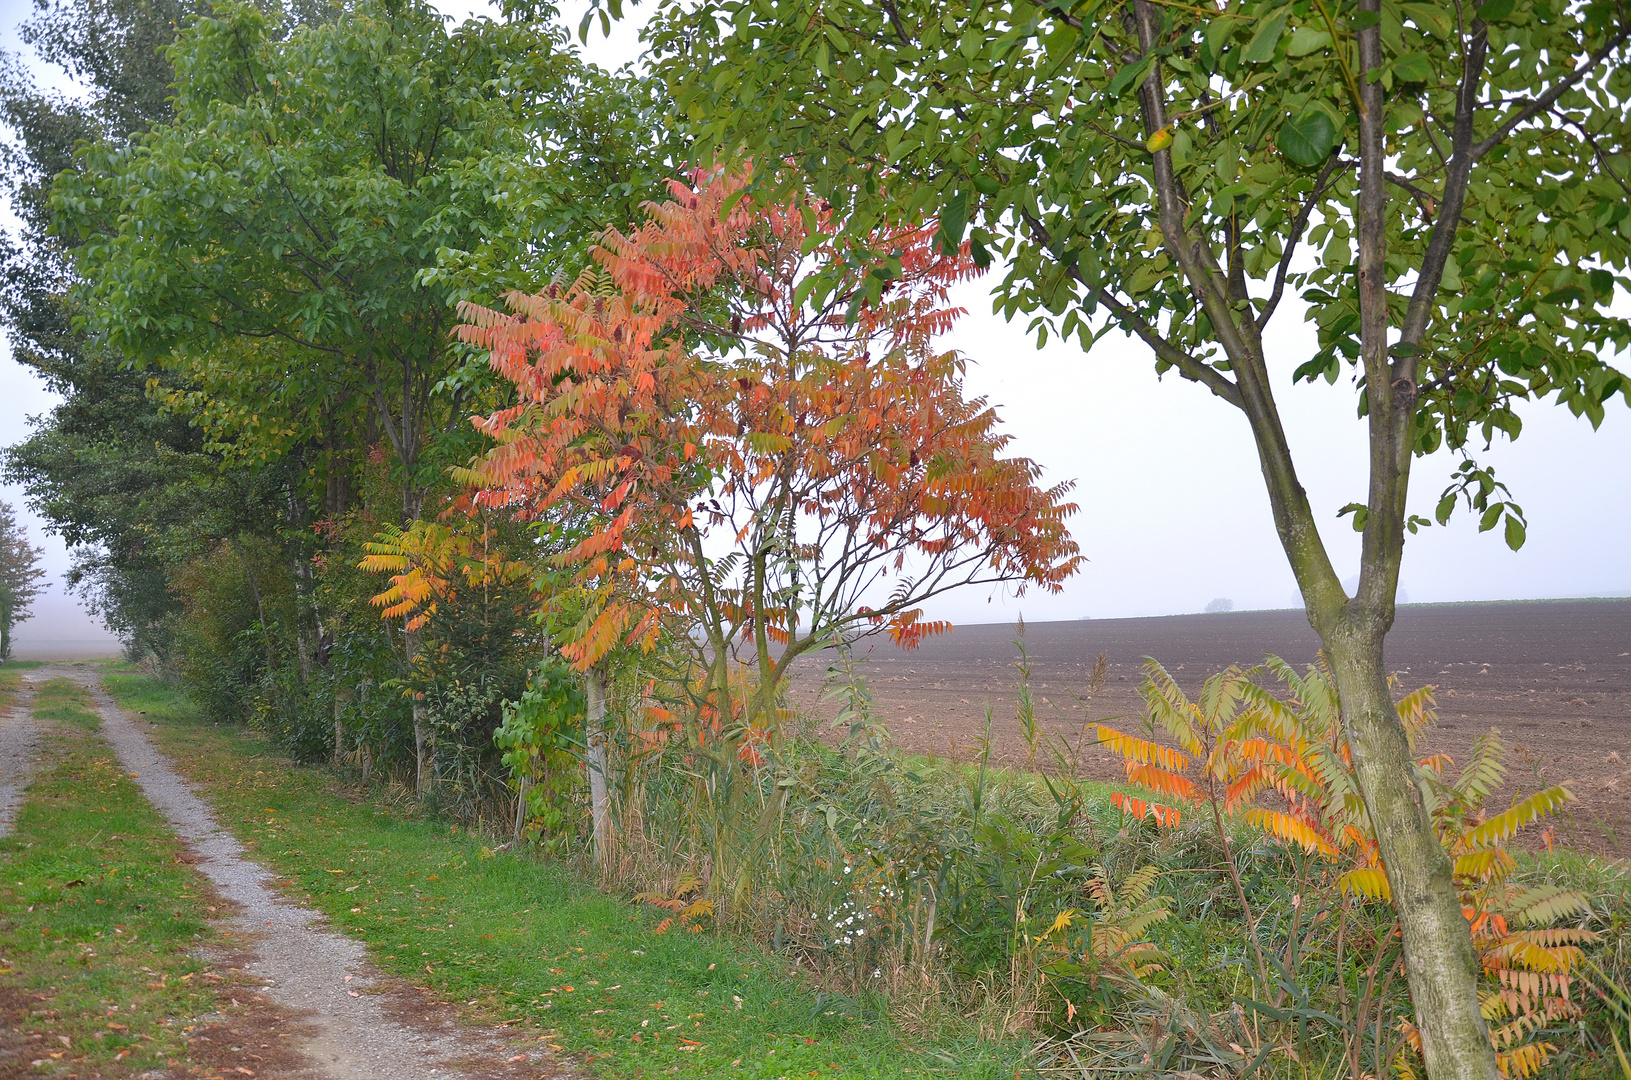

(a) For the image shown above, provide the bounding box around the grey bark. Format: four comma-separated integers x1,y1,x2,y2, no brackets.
404,627,430,797
585,666,612,871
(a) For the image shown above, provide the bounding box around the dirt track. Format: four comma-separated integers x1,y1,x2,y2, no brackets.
786,599,1631,854
28,665,567,1080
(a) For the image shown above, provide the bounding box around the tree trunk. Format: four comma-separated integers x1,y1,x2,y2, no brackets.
514,772,531,843
1322,622,1495,1080
412,697,429,796
404,626,430,796
585,666,613,872
1117,0,1554,1066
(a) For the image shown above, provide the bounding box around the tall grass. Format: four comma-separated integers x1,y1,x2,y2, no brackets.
540,636,1631,1079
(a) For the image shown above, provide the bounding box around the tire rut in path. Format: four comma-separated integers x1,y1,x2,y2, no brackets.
48,666,574,1080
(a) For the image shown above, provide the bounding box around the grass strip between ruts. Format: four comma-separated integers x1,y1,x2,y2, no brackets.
101,670,1022,1079
0,669,222,1077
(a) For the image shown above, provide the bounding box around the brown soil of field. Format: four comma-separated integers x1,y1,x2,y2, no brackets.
785,599,1631,856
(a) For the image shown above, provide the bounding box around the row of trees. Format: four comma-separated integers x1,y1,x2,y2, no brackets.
3,0,1629,1076
1,0,1078,807
1,0,673,777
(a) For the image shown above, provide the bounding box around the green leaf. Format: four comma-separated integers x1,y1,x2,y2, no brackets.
1337,502,1369,531
1391,52,1433,82
1105,56,1154,98
1475,0,1516,23
1542,285,1589,305
938,190,969,251
1279,105,1339,167
719,186,750,220
1504,514,1526,550
1204,14,1239,59
1244,11,1288,63
1478,503,1503,533
1285,27,1332,56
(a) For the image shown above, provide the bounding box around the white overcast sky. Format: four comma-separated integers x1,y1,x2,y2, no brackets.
0,0,1624,652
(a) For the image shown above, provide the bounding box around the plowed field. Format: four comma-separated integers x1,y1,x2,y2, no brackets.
787,599,1631,854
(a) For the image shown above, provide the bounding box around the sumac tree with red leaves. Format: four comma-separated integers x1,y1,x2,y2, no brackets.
455,167,1082,740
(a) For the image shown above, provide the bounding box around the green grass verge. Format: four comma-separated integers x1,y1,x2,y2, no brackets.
29,677,105,730
101,671,1022,1079
0,675,221,1076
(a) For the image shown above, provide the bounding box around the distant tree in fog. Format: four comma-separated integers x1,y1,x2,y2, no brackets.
0,501,46,659
1205,598,1234,614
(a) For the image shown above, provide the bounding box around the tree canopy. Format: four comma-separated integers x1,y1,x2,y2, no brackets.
454,167,1082,723
0,500,46,660
57,0,667,517
639,1,1631,1076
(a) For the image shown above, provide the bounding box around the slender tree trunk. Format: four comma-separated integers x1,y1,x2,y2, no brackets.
405,626,430,796
514,772,531,843
1322,622,1495,1080
1118,0,1587,1067
333,690,347,765
585,666,613,872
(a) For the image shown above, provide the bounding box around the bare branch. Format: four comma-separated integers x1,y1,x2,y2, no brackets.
1385,171,1440,221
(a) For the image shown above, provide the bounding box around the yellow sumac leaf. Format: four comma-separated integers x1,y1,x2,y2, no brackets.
1338,867,1391,900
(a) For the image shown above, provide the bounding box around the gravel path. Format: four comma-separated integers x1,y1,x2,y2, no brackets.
0,676,40,838
37,665,571,1080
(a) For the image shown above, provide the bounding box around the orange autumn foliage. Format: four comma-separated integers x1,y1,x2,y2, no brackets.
1099,657,1590,1079
361,512,534,632
453,168,1081,708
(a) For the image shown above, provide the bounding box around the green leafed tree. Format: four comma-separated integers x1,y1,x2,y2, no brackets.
0,0,302,656
0,500,46,660
55,0,666,523
639,0,1631,1076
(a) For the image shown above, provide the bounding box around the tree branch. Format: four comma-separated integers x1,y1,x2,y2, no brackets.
1385,171,1440,221
1017,208,1243,408
1397,21,1487,359
1470,21,1631,161
1558,111,1631,200
1095,288,1243,407
1258,156,1343,332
